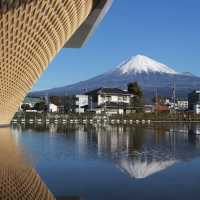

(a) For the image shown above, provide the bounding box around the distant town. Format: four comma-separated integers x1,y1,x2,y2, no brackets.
13,81,200,124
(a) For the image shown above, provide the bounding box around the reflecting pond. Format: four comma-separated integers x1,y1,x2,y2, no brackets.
10,123,200,200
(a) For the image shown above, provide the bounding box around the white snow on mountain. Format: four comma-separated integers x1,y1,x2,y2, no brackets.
117,54,178,75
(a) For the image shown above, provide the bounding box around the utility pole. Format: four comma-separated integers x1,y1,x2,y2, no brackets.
155,88,158,119
172,81,176,112
90,96,93,112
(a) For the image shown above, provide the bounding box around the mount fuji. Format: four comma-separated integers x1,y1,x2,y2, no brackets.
30,55,200,101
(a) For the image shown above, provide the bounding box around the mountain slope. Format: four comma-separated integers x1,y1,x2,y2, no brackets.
30,55,200,101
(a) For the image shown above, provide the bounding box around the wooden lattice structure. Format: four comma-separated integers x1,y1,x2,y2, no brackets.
0,0,93,125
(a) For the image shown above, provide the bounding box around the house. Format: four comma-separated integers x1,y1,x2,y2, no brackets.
154,97,170,113
177,100,188,111
20,97,43,111
163,97,188,111
75,95,88,113
144,105,154,113
155,104,170,113
49,103,58,113
188,90,200,114
86,88,134,115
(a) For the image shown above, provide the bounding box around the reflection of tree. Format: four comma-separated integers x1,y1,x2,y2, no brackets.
153,126,170,145
129,127,146,152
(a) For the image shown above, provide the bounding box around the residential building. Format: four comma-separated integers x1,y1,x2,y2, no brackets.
49,103,58,113
20,97,43,111
177,100,188,110
0,0,112,125
86,88,134,115
188,90,200,114
75,95,89,113
144,105,154,113
154,97,170,113
163,97,188,111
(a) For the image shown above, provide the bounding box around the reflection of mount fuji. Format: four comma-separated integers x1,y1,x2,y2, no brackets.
92,124,200,179
54,124,200,179
13,124,200,179
115,125,200,179
118,159,176,179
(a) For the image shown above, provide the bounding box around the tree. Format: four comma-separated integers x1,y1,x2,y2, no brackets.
127,81,144,112
128,81,143,98
62,95,76,113
21,104,31,111
33,101,47,112
49,96,61,106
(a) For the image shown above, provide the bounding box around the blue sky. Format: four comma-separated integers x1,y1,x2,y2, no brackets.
33,0,200,91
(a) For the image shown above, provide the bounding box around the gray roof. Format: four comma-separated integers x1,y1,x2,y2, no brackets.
23,97,42,104
86,87,132,96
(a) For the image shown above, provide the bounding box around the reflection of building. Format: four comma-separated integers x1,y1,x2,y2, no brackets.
0,128,55,199
86,88,134,115
12,124,200,181
188,123,200,135
0,0,112,125
91,125,200,179
188,90,200,114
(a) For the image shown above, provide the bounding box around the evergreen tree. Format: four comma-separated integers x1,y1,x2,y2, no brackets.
128,81,143,98
21,104,31,111
34,101,47,112
127,81,144,112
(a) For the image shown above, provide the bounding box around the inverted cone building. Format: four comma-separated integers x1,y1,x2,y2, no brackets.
0,0,112,125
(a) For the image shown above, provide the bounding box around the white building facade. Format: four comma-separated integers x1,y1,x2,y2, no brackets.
86,88,134,115
188,90,200,114
75,95,89,113
49,103,58,113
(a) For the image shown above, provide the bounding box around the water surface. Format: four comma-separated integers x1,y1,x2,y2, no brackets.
11,123,200,200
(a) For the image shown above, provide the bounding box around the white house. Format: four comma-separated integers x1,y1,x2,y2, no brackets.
86,88,134,115
177,100,188,110
75,95,88,113
164,98,188,111
193,104,200,114
20,97,43,111
49,103,58,113
188,90,200,114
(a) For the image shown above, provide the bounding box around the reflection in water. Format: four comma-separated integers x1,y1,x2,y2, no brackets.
102,125,200,179
13,123,200,181
0,127,55,199
94,126,180,179
10,123,200,200
118,158,176,179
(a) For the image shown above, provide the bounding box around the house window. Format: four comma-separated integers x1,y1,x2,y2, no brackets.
118,96,123,101
123,96,128,101
105,96,111,102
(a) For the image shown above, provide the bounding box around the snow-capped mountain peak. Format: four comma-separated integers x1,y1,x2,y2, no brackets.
118,54,178,75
